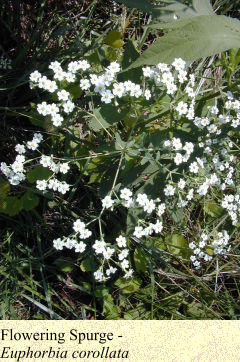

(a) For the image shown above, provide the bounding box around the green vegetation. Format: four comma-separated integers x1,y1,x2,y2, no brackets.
0,0,240,320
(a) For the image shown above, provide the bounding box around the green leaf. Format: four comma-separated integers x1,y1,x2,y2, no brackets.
126,15,240,68
88,104,129,131
102,294,121,319
203,201,224,218
126,206,146,234
115,0,213,20
115,277,142,294
0,182,10,200
80,257,93,272
134,247,149,272
27,165,53,183
0,196,23,216
192,0,213,15
21,191,39,211
66,84,83,99
118,40,142,83
53,257,75,272
105,30,124,48
165,234,189,257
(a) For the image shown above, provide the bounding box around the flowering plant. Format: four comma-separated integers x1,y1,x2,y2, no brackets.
1,46,240,283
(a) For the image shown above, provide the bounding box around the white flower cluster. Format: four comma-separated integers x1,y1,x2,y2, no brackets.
143,58,196,120
189,230,230,269
0,133,43,185
52,187,166,281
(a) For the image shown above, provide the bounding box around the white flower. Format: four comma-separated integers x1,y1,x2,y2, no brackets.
120,187,132,200
153,220,163,233
58,182,70,194
176,101,188,115
172,58,186,71
63,100,75,113
142,66,154,78
80,79,91,90
15,144,26,154
73,219,86,233
103,247,115,260
178,179,186,189
29,70,41,82
52,114,64,127
57,89,70,101
78,60,90,71
174,153,183,165
178,70,187,83
183,142,194,154
75,242,86,253
136,193,148,206
59,163,70,174
106,267,117,276
65,238,77,249
130,84,142,98
46,80,57,93
118,249,129,261
121,259,129,269
37,101,48,116
79,229,92,239
92,240,106,254
164,184,175,196
172,137,182,150
124,198,135,208
11,161,24,173
133,226,144,238
107,62,120,74
94,270,104,282
124,269,134,279
36,179,47,191
65,72,76,83
112,83,125,98
53,238,64,250
189,162,199,174
48,178,60,191
101,90,114,104
47,103,59,116
116,235,127,248
157,203,166,216
144,89,151,100
143,199,155,214
40,155,52,167
102,195,114,209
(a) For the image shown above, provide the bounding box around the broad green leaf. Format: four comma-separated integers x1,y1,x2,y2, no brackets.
0,196,23,216
126,15,240,68
118,40,142,83
104,30,124,48
27,165,53,183
115,0,213,20
203,201,224,218
88,104,129,131
80,257,93,272
66,84,83,99
115,277,141,294
21,191,39,211
126,206,146,234
192,0,213,15
165,234,189,257
102,294,121,319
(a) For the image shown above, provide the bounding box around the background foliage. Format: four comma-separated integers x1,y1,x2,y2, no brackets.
0,0,240,320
